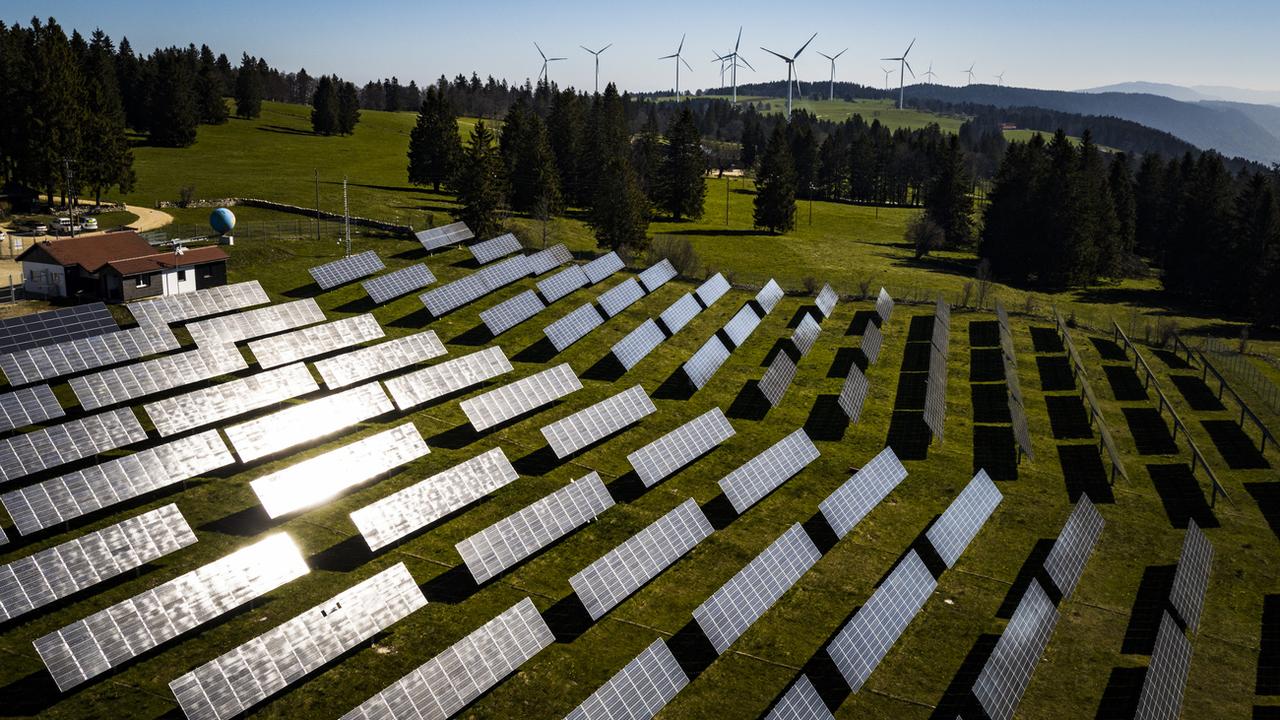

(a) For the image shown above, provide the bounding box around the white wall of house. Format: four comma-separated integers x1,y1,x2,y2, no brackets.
159,266,198,295
21,261,67,297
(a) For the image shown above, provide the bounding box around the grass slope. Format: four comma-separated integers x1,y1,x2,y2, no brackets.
698,96,966,132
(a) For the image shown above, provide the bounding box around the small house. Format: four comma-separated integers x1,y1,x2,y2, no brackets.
17,231,229,302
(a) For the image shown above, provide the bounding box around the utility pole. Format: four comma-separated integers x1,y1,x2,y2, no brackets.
725,176,730,225
63,157,77,237
314,169,321,242
342,176,352,256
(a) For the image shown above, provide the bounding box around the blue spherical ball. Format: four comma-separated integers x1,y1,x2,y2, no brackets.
210,207,236,235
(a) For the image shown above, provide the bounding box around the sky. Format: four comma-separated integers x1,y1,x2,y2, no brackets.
8,0,1280,94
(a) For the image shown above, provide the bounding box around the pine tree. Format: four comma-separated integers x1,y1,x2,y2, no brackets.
79,29,134,204
631,108,663,203
196,44,227,124
31,18,84,202
407,86,460,191
547,89,585,207
586,84,650,251
1134,153,1167,260
753,124,797,233
501,99,561,215
660,106,707,220
148,47,199,147
293,67,312,104
923,134,973,247
384,76,401,112
234,53,262,118
115,36,149,132
453,120,504,239
310,75,339,135
1107,153,1137,272
337,80,360,134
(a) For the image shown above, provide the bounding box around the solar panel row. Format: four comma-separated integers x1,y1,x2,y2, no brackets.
837,363,870,421
638,258,677,292
469,233,523,264
460,363,581,431
480,289,546,336
792,314,822,357
144,363,319,437
309,250,385,290
719,429,820,514
875,287,894,324
765,675,834,720
537,265,590,303
383,346,512,411
565,638,688,720
814,283,838,319
128,281,269,327
1169,520,1213,634
248,314,384,369
1042,495,1104,600
314,330,446,389
0,302,118,354
627,408,735,487
70,342,248,411
526,243,574,276
0,407,146,483
926,469,1003,568
0,324,180,386
819,447,908,539
544,303,605,352
414,221,473,251
0,384,65,433
597,278,645,318
658,293,701,335
186,299,326,347
224,382,394,462
363,264,436,304
583,251,625,284
612,319,666,371
759,352,798,407
683,335,731,390
973,579,1060,720
1135,611,1193,720
542,385,656,458
755,279,784,314
695,273,731,308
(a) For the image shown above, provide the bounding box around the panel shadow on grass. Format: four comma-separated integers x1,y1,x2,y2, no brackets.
928,633,1000,720
901,342,934,373
1095,666,1147,720
1102,365,1149,402
727,380,771,421
969,320,1001,348
1121,564,1177,654
1036,356,1076,392
1090,337,1129,362
970,348,1005,382
1147,463,1219,529
805,395,851,442
390,307,433,329
1123,408,1178,455
1202,420,1270,469
1260,594,1280,695
1170,375,1226,412
667,620,719,680
995,539,1058,618
887,410,932,461
581,353,625,382
893,373,929,411
1058,444,1116,504
907,315,935,342
512,337,558,364
309,534,373,573
827,346,862,378
449,323,493,346
1045,395,1093,439
974,425,1018,481
652,367,696,401
1152,348,1192,370
845,309,880,337
1029,326,1064,353
1246,483,1280,543
972,384,1013,424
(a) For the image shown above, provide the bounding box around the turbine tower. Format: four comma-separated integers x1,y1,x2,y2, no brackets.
535,42,566,86
880,38,915,110
963,62,976,85
994,71,1005,86
659,34,693,98
881,66,893,91
816,48,847,101
717,27,754,102
580,43,611,95
760,32,817,120
923,61,937,84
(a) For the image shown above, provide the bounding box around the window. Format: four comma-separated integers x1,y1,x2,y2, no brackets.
134,275,149,288
177,270,187,282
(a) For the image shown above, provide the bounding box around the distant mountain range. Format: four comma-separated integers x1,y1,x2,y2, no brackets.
1080,81,1280,106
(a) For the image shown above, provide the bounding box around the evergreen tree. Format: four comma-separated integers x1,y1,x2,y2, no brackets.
404,79,420,109
234,53,262,118
586,84,650,251
978,136,1047,283
196,44,227,124
115,36,149,132
923,134,973,248
1134,153,1168,260
631,108,663,203
547,89,585,206
293,67,312,104
501,99,561,215
310,75,339,134
30,18,84,202
337,80,360,134
753,124,797,233
384,76,401,112
453,120,504,239
740,107,764,168
407,86,460,191
1106,152,1137,273
79,29,134,204
148,47,199,147
660,106,707,220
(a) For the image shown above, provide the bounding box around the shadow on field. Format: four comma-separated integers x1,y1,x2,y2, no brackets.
995,539,1059,618
200,503,277,537
969,320,1000,348
1036,356,1075,391
514,446,563,476
512,337,558,364
1170,374,1226,411
1103,365,1149,402
972,384,1012,423
652,367,696,401
900,343,933,372
1090,337,1129,362
1121,564,1177,654
283,281,320,298
973,425,1018,481
391,246,430,261
1202,420,1270,469
390,307,433,329
845,310,880,336
420,564,480,603
887,411,932,460
1259,594,1280,695
544,593,594,643
805,395,851,442
1045,395,1093,439
1246,483,1280,543
701,493,739,531
1123,408,1178,455
668,620,720,679
0,665,80,715
826,347,863,378
449,323,492,346
786,305,819,329
893,372,928,410
1029,326,1064,353
907,315,935,342
1095,666,1147,719
1147,463,1219,529
309,535,372,573
334,295,377,314
1058,444,1116,504
727,380,770,421
801,513,840,555
1152,348,1192,370
929,633,1000,719
760,338,790,367
970,348,1005,382
581,353,625,382
605,471,648,504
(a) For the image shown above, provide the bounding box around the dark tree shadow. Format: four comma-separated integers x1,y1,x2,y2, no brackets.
969,320,1001,348
1103,365,1149,402
972,385,1013,423
928,633,1001,719
1260,594,1280,695
887,410,932,461
727,380,771,420
1095,666,1147,719
995,539,1059,618
974,425,1018,481
1121,564,1177,654
804,394,851,441
1058,444,1116,504
1246,483,1280,543
1036,356,1075,391
512,337,558,363
1146,463,1219,529
1123,408,1178,455
1090,337,1129,362
1029,327,1064,353
1045,395,1093,439
970,348,1006,382
1169,375,1226,411
1201,420,1270,469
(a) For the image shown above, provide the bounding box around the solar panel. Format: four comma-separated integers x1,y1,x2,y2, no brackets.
838,363,870,421
924,348,948,441
338,597,553,720
476,253,533,289
926,469,1003,568
931,315,951,356
0,408,145,484
537,264,590,303
597,278,645,318
612,319,666,371
765,675,835,720
128,281,270,327
695,273,731,308
566,638,688,720
1002,349,1024,406
1,430,232,536
756,279,785,314
0,302,118,354
169,563,426,720
526,243,574,276
628,409,735,488
875,288,894,324
225,383,394,462
719,429,820,514
973,580,1060,720
542,385,656,458
460,363,582,431
693,524,820,654
314,330,446,389
583,251,625,284
414,221,473,251
659,293,700,335
544,303,605,352
861,320,884,365
481,290,546,336
1169,519,1213,633
814,283,838,319
469,233,523,264
0,384,64,433
0,324,180,386
792,314,822,357
34,532,308,692
252,422,429,518
759,352,798,407
820,447,908,539
420,272,489,316
638,258,677,292
186,298,326,347
351,447,518,552
825,550,937,692
457,472,614,584
363,264,437,304
144,363,319,437
309,250,386,290
248,314,384,369
383,346,512,411
934,296,952,325
1043,496,1104,601
995,299,1011,330
70,342,248,411
1009,396,1035,462
722,305,763,349
570,499,713,620
1134,611,1193,720
684,335,731,390
0,504,196,623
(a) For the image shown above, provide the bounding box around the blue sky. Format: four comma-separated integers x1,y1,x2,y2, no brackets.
8,0,1278,93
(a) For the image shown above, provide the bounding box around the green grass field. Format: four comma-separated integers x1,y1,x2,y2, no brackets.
696,96,967,133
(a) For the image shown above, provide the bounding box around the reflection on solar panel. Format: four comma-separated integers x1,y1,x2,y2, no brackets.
814,283,838,319
481,290,546,336
187,299,326,347
0,385,64,433
826,550,936,692
598,278,645,318
926,469,1003,568
612,319,666,371
875,288,894,324
469,233,523,264
1009,397,1035,461
695,272,731,308
383,346,511,411
792,314,822,356
973,580,1060,720
526,243,574,276
1169,519,1213,633
570,499,713,620
628,409,734,487
460,363,582,431
169,563,426,720
693,524,820,654
476,253,533,289
924,346,948,441
128,281,270,327
1,431,232,535
1135,612,1193,720
248,314,384,369
545,303,606,352
253,423,428,518
722,305,762,348
0,408,145,484
458,472,613,584
1043,496,1104,601
225,383,393,462
339,597,552,720
838,363,870,421
34,533,308,692
566,638,688,720
759,352,798,407
719,429,820,514
659,293,700,335
0,504,196,623
315,330,446,389
583,251,625,284
362,264,437,304
756,279,784,314
415,221,473,251
638,258,677,292
766,675,834,720
542,385,655,458
820,447,907,539
0,324,180,386
70,343,247,411
352,447,517,552
684,335,731,390
144,363,319,437
420,272,489,316
0,302,117,354
861,320,884,365
537,265,590,303
309,250,386,290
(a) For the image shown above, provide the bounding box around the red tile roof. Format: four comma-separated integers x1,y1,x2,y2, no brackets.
17,231,228,276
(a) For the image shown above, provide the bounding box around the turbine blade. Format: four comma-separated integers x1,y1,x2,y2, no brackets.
535,42,546,60
834,48,847,59
796,32,817,58
659,53,678,60
738,55,755,71
678,33,685,53
735,26,742,52
904,37,915,56
581,45,593,54
682,56,694,71
601,43,612,53
818,51,832,60
904,60,914,78
760,47,791,62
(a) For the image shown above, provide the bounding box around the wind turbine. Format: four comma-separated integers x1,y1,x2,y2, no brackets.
712,50,727,89
534,42,566,86
994,71,1005,86
760,32,817,120
963,62,976,85
580,43,611,95
715,27,754,102
923,60,937,84
880,38,915,110
816,48,847,101
881,66,893,91
659,34,693,98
